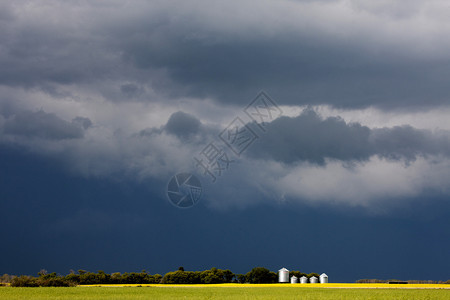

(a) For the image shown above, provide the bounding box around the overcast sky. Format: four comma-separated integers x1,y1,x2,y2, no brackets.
1,0,449,281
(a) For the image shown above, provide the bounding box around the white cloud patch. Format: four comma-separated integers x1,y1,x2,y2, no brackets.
273,157,446,206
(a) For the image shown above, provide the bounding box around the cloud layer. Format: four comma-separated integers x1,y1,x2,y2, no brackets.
2,0,450,108
2,105,450,210
1,0,450,210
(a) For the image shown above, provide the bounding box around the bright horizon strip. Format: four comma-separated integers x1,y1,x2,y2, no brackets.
80,283,450,289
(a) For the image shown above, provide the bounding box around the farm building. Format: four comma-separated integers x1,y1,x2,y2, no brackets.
278,267,329,284
278,268,289,283
320,273,328,283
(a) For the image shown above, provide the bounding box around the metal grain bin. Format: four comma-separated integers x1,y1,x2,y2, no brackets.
320,273,328,284
290,276,298,284
300,276,308,284
309,276,318,283
278,268,289,283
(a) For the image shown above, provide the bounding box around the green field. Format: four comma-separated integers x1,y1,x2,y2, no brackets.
1,285,449,300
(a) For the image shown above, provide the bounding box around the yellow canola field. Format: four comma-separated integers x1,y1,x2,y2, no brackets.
82,283,450,289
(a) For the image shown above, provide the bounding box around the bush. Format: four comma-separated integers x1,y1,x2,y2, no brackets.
0,274,15,284
37,277,76,287
408,280,438,284
64,273,80,284
11,275,77,287
356,279,387,283
10,276,39,287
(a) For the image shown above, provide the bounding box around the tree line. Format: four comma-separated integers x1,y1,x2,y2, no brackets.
2,271,449,287
356,278,450,284
2,267,320,287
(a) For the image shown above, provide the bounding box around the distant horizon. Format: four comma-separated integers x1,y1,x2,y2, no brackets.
3,267,449,284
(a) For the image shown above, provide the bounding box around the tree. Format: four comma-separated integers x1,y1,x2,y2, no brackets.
96,270,110,284
161,270,201,284
222,269,235,283
235,274,246,283
65,272,80,284
245,267,277,284
200,269,221,284
290,271,306,279
152,274,163,284
110,272,122,284
307,273,320,279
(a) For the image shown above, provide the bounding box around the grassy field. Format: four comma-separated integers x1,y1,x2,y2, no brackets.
0,284,449,300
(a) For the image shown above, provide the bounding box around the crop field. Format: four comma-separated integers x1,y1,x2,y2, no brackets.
1,284,449,300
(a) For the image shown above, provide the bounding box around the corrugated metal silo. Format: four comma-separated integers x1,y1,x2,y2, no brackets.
290,276,298,284
309,276,318,283
300,276,308,284
320,273,328,283
278,268,289,283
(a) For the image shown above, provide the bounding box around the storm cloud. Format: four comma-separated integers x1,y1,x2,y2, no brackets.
1,1,450,109
165,111,201,140
1,0,450,209
2,110,87,140
250,109,450,164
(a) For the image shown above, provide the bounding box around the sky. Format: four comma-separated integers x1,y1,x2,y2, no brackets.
0,0,449,282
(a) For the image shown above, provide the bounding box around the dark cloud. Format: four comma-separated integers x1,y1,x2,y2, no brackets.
370,126,450,162
164,111,202,140
251,109,372,164
117,5,450,109
0,1,449,109
0,3,120,88
72,116,92,130
3,110,86,140
249,110,450,164
0,2,14,23
120,83,144,99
